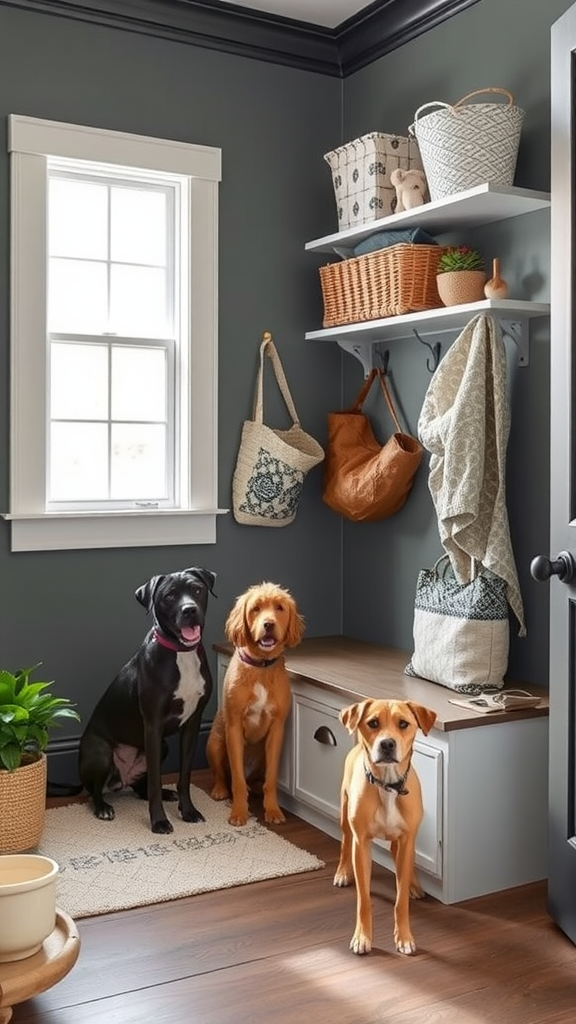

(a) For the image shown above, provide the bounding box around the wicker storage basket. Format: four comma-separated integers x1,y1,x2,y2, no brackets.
0,755,47,853
409,88,525,201
319,243,443,327
324,132,425,230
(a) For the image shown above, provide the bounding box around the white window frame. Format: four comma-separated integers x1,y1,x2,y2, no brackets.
6,114,223,552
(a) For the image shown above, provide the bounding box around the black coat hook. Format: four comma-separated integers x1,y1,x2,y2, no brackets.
413,329,441,373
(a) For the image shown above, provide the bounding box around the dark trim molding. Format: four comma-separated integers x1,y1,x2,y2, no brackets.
337,0,484,76
0,0,483,77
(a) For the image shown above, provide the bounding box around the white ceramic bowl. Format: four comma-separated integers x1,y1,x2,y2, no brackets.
0,854,59,961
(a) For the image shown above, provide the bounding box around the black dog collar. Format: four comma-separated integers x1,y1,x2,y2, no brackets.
364,759,411,796
237,647,280,668
152,627,200,654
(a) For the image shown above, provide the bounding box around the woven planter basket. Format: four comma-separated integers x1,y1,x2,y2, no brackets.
319,243,443,327
409,88,525,201
436,270,487,307
0,754,47,853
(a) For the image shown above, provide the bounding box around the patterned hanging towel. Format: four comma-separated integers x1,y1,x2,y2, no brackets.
417,314,525,635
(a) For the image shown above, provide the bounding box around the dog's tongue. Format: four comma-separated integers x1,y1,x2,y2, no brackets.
260,636,276,648
181,625,201,644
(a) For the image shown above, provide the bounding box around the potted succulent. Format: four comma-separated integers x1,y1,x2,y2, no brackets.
436,245,487,306
0,665,80,853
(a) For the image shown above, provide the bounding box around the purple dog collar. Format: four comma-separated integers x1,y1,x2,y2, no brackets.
237,647,280,668
153,628,200,654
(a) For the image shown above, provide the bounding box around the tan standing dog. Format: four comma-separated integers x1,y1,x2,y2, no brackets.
334,698,437,956
206,582,304,826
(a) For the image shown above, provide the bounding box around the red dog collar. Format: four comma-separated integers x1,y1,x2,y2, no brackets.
153,628,200,653
237,647,280,668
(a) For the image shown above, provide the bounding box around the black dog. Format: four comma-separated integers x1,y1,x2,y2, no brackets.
78,566,216,834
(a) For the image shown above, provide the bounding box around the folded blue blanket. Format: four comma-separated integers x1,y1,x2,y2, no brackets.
353,227,437,256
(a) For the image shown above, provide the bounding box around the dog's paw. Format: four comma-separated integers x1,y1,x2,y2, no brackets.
180,806,205,824
395,933,417,955
350,931,372,955
151,818,174,834
228,808,250,827
209,784,230,802
161,787,179,802
95,804,115,821
410,882,426,900
333,869,351,887
264,806,285,824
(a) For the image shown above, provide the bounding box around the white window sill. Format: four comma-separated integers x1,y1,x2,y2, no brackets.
2,510,229,552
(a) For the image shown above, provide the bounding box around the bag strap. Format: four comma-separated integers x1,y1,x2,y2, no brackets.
349,367,379,412
253,331,300,427
376,369,404,434
349,367,405,434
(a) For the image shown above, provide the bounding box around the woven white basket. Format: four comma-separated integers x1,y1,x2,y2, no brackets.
324,131,425,229
409,88,525,201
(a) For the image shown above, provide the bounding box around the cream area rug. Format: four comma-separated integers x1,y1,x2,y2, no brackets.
37,785,324,919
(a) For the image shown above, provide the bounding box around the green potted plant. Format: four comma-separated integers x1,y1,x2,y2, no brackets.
0,665,80,853
436,245,487,306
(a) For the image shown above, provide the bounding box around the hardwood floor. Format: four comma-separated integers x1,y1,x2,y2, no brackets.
12,770,576,1024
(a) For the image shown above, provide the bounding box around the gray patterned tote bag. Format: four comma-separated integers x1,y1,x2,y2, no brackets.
232,333,324,527
405,554,509,694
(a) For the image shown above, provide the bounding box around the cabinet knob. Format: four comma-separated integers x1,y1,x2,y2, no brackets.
313,725,337,746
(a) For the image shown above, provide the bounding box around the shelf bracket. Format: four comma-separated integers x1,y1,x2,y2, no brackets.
499,318,529,366
337,338,385,377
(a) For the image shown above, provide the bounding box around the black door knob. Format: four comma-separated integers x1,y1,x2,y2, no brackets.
530,551,576,584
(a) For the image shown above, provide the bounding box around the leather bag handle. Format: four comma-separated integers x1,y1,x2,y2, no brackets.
253,331,300,427
349,367,404,434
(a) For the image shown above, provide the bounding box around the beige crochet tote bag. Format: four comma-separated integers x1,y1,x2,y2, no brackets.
232,332,324,527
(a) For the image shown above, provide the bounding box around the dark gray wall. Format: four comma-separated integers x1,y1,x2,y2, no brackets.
340,0,572,685
0,4,343,751
0,0,567,769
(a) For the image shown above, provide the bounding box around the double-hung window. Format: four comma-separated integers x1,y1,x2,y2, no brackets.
7,115,222,552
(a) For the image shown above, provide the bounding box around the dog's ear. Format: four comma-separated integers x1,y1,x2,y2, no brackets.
406,702,437,736
340,700,371,734
225,593,249,647
184,567,217,597
135,576,165,612
285,595,305,648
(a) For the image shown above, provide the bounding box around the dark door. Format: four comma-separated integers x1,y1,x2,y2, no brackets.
542,1,576,944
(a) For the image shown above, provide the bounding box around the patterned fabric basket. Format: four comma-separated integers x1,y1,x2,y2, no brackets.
324,132,425,229
319,243,443,327
409,88,525,201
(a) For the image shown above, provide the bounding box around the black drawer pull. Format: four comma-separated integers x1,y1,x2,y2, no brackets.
313,725,337,747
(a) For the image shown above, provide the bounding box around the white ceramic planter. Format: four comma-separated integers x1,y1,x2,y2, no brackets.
0,854,59,962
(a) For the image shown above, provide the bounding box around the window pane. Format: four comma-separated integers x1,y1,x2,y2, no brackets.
51,342,108,420
111,423,166,499
111,346,166,421
49,178,108,260
110,265,168,337
49,258,108,333
111,187,167,266
50,422,108,500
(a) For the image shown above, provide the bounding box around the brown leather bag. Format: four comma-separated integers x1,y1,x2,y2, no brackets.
322,367,423,522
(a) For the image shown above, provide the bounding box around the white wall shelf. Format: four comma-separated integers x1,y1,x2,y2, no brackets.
305,184,551,374
305,299,550,375
306,183,551,256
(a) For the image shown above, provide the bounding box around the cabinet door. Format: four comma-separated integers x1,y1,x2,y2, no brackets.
214,655,293,795
293,693,353,819
412,741,443,878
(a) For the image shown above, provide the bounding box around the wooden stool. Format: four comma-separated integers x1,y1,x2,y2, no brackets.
0,908,80,1023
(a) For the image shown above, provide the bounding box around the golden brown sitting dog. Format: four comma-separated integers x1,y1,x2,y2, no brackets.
206,582,304,826
334,698,437,956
